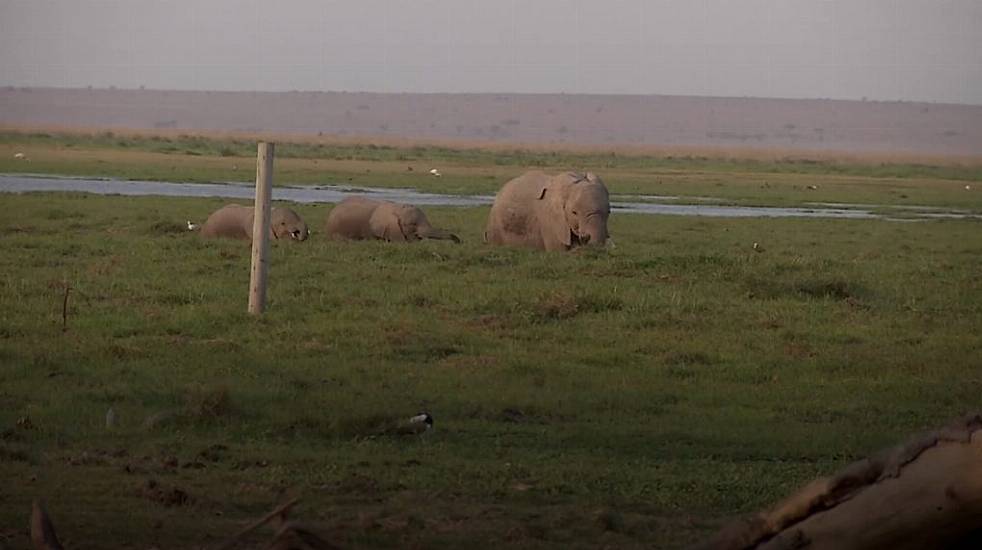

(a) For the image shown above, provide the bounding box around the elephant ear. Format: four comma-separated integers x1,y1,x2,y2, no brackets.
536,180,572,248
243,208,258,240
262,207,280,240
378,207,408,242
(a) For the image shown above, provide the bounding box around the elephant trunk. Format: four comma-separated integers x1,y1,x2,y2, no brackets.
577,218,608,247
419,225,461,243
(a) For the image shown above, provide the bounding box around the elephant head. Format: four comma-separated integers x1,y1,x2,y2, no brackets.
370,202,461,243
270,207,309,241
538,172,610,249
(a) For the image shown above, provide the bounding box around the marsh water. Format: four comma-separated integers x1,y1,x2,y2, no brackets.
0,174,976,220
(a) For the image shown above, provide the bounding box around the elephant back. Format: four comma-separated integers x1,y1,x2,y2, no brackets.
325,196,384,240
485,171,551,246
200,204,254,239
497,171,552,201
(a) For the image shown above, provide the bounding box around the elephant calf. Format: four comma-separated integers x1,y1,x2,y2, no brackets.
325,197,460,243
485,170,610,251
200,203,309,241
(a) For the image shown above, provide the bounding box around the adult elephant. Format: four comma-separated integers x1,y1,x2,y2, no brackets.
485,171,610,251
325,197,460,243
200,204,309,241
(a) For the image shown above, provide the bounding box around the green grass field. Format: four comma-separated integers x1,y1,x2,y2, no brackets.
1,133,981,548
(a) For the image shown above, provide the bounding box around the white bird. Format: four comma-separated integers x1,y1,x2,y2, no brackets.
966,185,972,190
13,152,25,159
186,220,199,231
753,242,764,252
429,168,442,177
806,185,818,190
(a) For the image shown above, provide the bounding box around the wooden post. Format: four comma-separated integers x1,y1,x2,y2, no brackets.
248,142,274,315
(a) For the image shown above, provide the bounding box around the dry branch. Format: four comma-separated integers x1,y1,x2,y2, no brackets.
700,413,982,550
60,284,71,332
30,500,64,550
24,496,338,550
267,520,339,550
216,498,300,550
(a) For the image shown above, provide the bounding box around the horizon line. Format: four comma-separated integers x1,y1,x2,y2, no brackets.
5,85,982,108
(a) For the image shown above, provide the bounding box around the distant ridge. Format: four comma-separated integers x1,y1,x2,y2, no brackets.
2,87,981,156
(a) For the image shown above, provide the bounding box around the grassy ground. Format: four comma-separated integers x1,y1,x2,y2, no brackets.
2,130,982,212
1,186,980,548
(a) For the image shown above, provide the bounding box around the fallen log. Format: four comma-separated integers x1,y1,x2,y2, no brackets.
700,413,982,549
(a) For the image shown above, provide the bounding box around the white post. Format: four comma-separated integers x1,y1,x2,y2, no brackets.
248,142,274,315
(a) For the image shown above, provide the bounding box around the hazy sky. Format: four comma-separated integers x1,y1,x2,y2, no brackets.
2,0,980,104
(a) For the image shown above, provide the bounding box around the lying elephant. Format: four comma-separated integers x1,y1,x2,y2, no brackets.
485,170,610,251
325,197,460,243
200,204,309,241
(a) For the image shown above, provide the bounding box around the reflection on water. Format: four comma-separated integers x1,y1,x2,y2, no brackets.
1,175,977,221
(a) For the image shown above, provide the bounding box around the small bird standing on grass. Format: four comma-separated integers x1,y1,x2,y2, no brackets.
187,220,199,231
397,412,433,435
753,242,764,253
381,412,433,436
429,168,442,177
